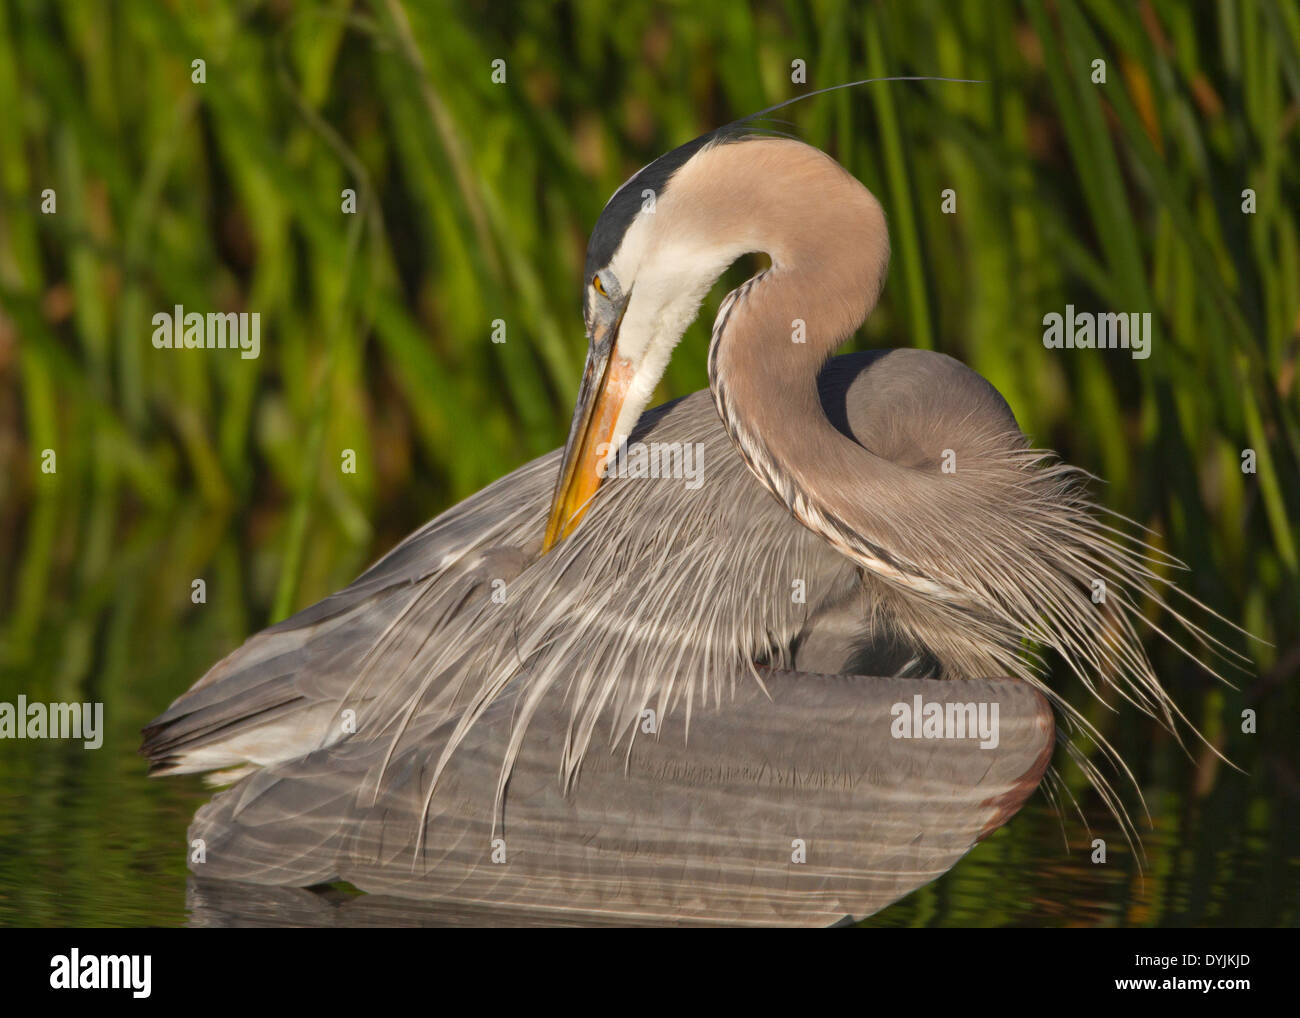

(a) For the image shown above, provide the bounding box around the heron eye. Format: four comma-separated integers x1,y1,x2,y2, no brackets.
592,275,608,297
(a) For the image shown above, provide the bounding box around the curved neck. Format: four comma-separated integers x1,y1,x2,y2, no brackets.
706,271,953,598
693,143,955,598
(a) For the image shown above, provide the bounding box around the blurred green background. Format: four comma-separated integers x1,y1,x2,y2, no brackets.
0,0,1297,926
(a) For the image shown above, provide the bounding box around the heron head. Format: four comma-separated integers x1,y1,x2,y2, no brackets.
543,128,760,550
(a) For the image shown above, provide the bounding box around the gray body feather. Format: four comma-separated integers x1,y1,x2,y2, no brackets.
145,350,1071,923
145,125,1239,925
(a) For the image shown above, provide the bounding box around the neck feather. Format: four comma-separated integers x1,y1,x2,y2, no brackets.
686,141,956,595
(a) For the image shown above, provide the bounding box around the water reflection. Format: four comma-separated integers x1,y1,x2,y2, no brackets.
186,877,669,928
1,655,1295,927
173,793,1291,928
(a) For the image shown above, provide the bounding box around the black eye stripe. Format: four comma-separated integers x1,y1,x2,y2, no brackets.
584,128,736,283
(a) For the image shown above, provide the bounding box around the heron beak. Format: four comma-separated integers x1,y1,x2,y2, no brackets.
543,313,633,551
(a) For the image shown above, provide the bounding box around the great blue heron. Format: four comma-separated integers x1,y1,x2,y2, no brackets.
143,96,1236,926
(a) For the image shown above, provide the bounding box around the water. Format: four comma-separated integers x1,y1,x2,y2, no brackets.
1,630,1295,927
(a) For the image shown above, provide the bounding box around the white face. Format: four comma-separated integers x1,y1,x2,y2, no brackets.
596,200,755,446
546,139,787,551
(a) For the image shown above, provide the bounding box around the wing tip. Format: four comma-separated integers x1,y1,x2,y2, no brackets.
975,680,1055,842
